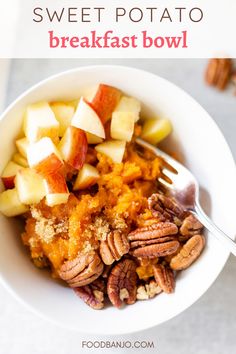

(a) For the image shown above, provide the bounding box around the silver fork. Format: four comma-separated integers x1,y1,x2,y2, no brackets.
136,137,236,256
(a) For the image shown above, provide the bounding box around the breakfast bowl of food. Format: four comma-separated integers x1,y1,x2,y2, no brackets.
0,65,235,334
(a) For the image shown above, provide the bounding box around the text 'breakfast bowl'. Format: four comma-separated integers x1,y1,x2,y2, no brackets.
0,66,235,334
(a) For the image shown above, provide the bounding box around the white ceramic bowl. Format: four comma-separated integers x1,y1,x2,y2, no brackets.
0,66,235,335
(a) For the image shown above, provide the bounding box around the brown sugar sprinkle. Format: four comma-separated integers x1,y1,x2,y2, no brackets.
87,216,110,242
31,207,69,244
109,215,129,232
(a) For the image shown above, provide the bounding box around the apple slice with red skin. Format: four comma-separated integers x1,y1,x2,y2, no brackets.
1,161,24,189
44,172,69,207
71,98,105,139
90,84,122,124
27,137,63,176
58,126,87,170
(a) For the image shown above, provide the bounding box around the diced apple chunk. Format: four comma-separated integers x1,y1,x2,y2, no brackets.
1,161,24,189
13,153,29,168
71,98,105,139
86,132,103,144
110,111,135,142
27,137,63,175
0,188,29,217
15,168,46,205
44,172,69,207
91,84,122,123
50,102,75,137
95,140,126,163
23,101,59,143
114,96,141,122
141,118,172,145
73,164,99,190
45,193,69,207
58,126,87,170
15,137,30,158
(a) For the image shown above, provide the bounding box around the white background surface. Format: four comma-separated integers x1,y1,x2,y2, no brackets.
0,59,236,354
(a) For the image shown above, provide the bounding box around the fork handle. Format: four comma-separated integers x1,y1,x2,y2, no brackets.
194,202,236,257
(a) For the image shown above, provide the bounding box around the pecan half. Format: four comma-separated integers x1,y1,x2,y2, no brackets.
130,235,176,249
59,251,104,287
73,279,105,310
128,222,179,259
100,231,130,265
132,240,180,259
107,259,137,308
148,193,184,222
128,222,178,242
180,214,203,239
205,58,232,90
153,264,175,293
170,234,205,270
137,280,162,300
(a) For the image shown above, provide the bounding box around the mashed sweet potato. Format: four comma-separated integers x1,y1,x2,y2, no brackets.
22,143,163,276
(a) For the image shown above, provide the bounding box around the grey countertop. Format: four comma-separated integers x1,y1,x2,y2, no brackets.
1,59,236,354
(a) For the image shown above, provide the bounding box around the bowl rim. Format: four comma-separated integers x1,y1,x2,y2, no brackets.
0,64,235,334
